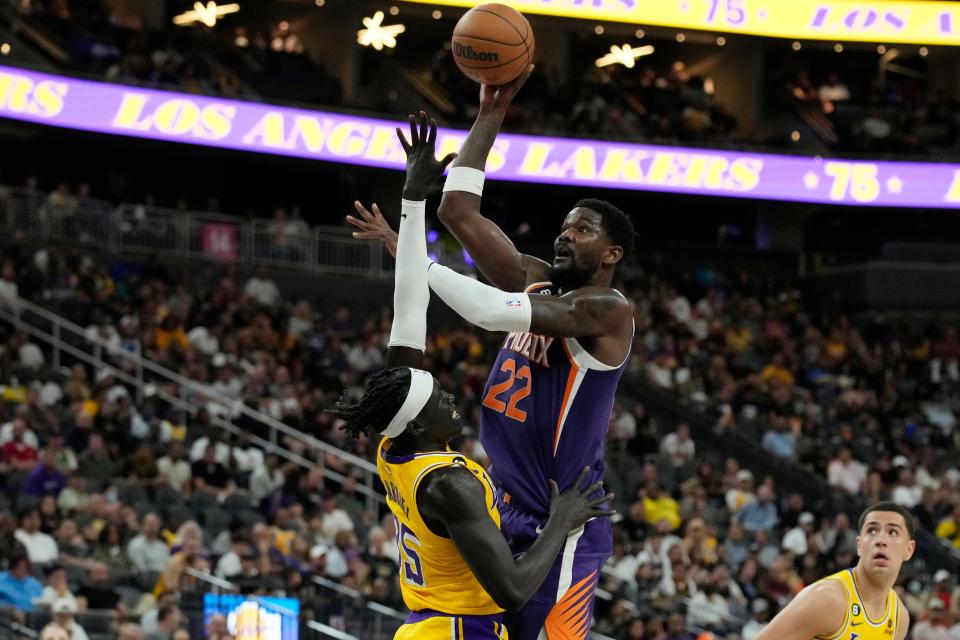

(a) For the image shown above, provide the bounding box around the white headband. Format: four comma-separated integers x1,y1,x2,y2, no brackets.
381,368,435,438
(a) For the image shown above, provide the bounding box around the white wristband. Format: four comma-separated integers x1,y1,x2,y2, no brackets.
443,167,485,197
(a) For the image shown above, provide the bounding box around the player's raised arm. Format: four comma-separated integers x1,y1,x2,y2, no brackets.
436,69,550,291
383,113,456,370
419,465,613,611
753,581,849,640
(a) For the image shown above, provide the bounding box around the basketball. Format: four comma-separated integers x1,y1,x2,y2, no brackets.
451,3,535,86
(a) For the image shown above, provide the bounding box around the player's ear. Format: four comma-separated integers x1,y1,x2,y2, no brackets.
904,539,916,561
407,419,427,436
603,244,623,266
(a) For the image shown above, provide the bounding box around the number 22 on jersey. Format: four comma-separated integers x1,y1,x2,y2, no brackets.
483,357,531,422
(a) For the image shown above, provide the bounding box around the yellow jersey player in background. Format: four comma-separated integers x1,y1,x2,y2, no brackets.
332,113,614,640
755,502,915,640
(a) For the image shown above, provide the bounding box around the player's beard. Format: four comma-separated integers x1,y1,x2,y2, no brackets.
549,254,600,292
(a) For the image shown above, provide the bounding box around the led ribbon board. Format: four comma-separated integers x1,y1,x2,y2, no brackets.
400,0,960,46
1,65,958,208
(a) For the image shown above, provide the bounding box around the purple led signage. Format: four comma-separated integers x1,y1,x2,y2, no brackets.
0,65,957,208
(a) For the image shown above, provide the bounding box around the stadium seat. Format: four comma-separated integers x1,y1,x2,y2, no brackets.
223,494,253,511
26,610,52,630
117,482,148,505
154,485,184,509
75,611,113,635
202,508,232,533
190,490,218,511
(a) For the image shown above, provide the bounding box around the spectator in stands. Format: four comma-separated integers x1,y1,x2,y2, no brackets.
912,598,951,640
781,511,815,555
40,625,69,640
0,553,42,612
52,597,90,640
641,482,682,531
128,513,170,575
737,485,779,534
722,522,750,572
726,469,756,514
35,565,78,609
819,71,851,114
191,441,238,499
43,431,78,474
23,448,68,498
660,423,695,479
76,432,119,488
117,623,143,640
244,266,281,308
15,508,59,565
144,604,182,640
827,447,866,495
318,489,355,540
666,610,696,640
741,598,770,640
231,431,264,478
891,465,923,508
0,259,18,305
761,416,797,461
90,522,133,576
935,502,960,548
154,315,188,353
156,442,191,493
206,613,229,640
76,563,122,612
2,416,39,471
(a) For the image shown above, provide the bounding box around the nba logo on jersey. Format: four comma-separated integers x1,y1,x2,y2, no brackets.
852,605,860,616
505,299,523,307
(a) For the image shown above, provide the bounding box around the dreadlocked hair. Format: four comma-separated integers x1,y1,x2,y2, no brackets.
329,367,412,439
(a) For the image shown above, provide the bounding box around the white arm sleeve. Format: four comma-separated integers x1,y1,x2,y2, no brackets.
387,199,430,351
427,263,532,333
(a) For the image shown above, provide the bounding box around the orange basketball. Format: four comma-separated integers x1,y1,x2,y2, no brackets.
451,3,535,86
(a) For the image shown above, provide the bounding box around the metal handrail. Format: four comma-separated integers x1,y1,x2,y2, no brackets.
306,621,361,640
0,295,385,509
184,567,238,592
311,575,406,622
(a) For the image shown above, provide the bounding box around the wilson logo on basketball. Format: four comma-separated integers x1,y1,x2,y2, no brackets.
453,42,499,62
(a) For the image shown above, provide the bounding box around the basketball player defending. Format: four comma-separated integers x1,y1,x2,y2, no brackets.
379,79,635,636
754,502,914,640
336,115,613,640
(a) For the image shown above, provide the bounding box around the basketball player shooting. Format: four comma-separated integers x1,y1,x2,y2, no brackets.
337,114,613,640
753,502,914,640
351,99,635,639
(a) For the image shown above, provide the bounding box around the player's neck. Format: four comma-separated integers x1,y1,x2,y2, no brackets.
851,564,894,606
388,434,448,456
558,271,613,295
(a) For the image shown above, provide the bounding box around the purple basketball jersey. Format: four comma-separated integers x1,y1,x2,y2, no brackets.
480,282,630,556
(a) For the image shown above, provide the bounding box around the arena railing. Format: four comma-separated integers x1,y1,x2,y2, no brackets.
0,187,390,278
0,295,386,511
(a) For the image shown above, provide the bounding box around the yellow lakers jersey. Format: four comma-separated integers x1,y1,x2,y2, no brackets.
377,438,503,616
816,569,900,640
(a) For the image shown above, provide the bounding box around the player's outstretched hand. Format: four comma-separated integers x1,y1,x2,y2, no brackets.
548,466,615,533
480,64,534,112
397,111,457,201
347,201,398,258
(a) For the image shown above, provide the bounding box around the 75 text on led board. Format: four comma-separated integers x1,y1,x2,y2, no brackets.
0,65,958,208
